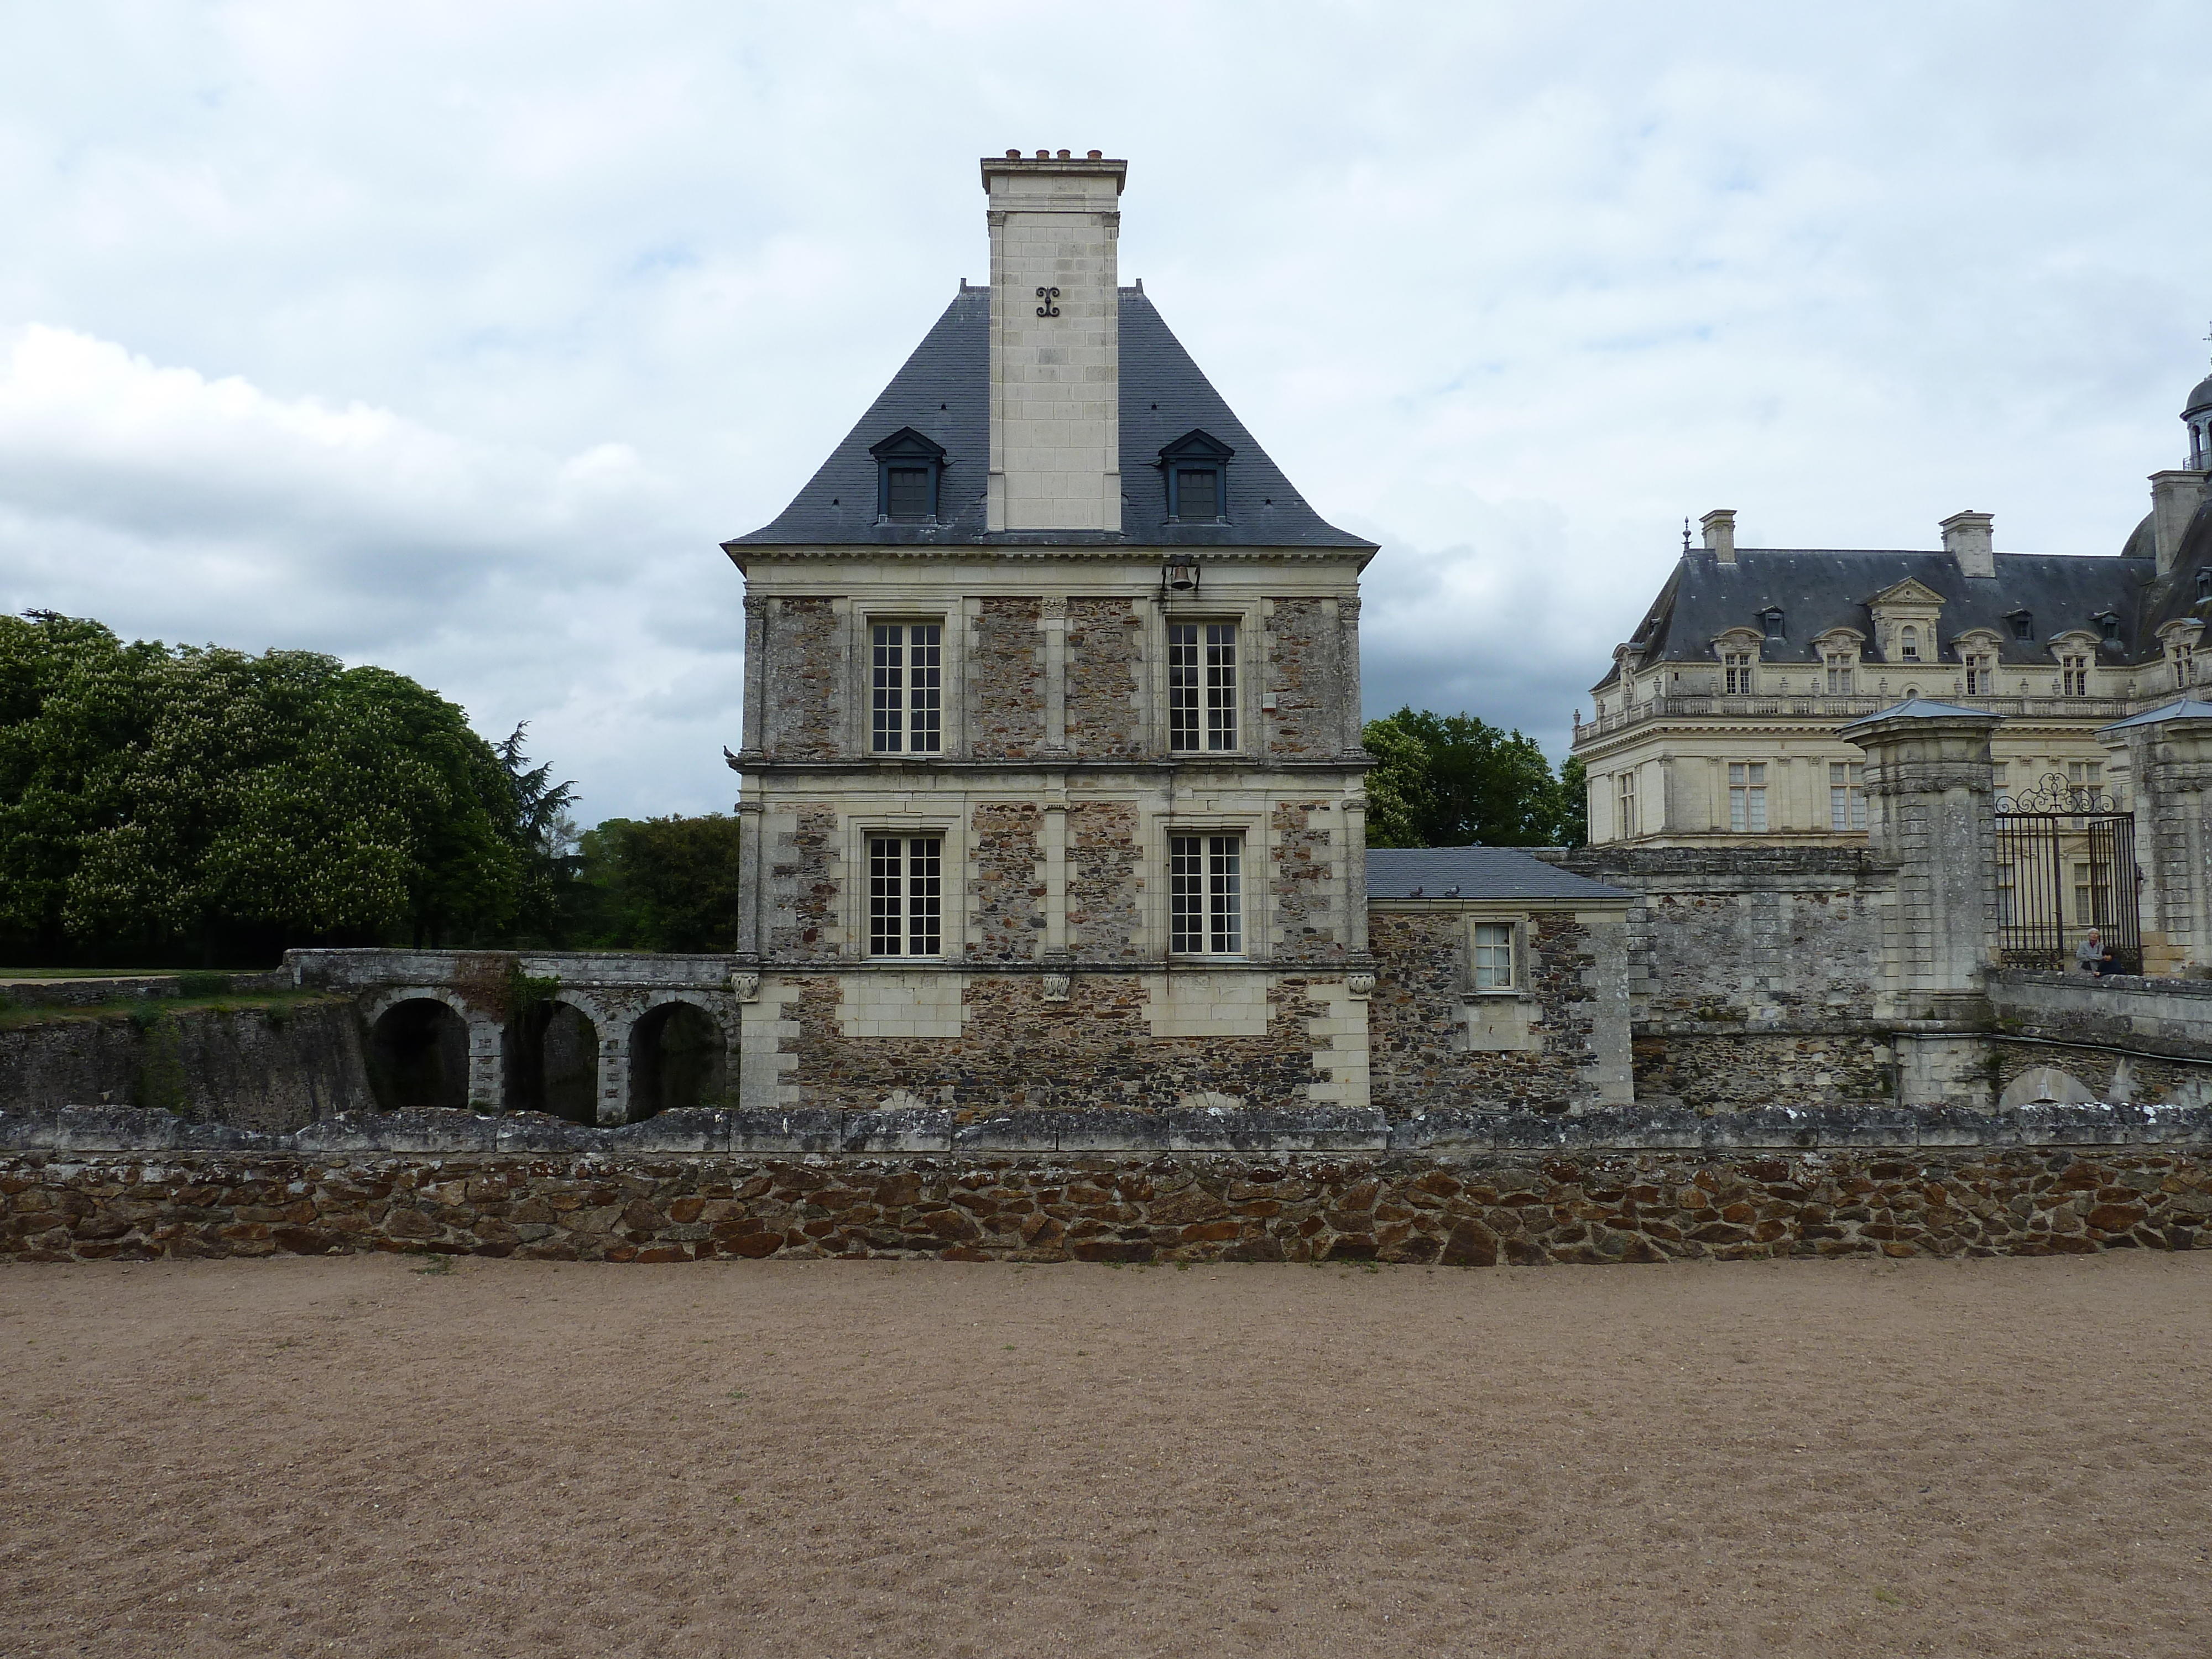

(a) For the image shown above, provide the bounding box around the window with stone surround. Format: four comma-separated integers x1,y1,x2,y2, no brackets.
1729,761,1768,833
871,622,942,753
1899,624,1921,661
1168,622,1238,751
1964,652,1992,695
1168,833,1242,954
2061,653,2089,696
1723,651,1754,693
1472,922,1515,990
1615,770,1637,838
1825,652,1855,694
869,836,942,957
1829,761,1866,832
2172,639,2197,690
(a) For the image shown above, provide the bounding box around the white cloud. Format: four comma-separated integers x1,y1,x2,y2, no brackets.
1,0,2208,807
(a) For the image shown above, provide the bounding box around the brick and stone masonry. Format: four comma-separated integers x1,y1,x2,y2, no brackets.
9,1103,2208,1266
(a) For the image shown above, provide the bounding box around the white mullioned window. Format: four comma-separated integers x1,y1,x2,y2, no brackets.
1829,761,1866,832
1964,653,1991,695
1168,623,1238,751
1723,651,1753,694
868,836,942,957
1615,770,1637,838
1729,762,1768,833
1473,923,1515,990
2174,643,2195,689
1168,833,1243,954
1899,625,1921,661
2061,653,2089,696
871,623,942,753
1824,653,1855,694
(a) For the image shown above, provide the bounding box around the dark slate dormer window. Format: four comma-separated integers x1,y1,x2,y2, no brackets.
2095,611,2121,648
1760,607,1786,640
869,427,948,524
1158,429,1235,523
2197,568,2212,602
2007,609,2034,641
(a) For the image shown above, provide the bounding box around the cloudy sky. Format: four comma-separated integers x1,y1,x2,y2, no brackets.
3,1,2208,824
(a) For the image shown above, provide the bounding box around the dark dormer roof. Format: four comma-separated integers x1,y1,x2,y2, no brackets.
1594,545,2162,693
2187,371,2212,418
727,286,1372,551
868,426,946,464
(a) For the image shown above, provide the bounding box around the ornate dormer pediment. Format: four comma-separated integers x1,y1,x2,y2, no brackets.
1866,578,1945,664
1711,625,1764,656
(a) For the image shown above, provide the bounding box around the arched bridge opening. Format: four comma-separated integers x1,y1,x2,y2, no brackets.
366,997,471,1113
504,1000,601,1125
628,1000,729,1121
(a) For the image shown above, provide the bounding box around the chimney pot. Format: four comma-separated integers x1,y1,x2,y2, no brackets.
1036,149,1049,158
1699,509,1736,564
1088,149,1102,159
1940,510,1996,578
1006,149,1020,159
1057,149,1071,158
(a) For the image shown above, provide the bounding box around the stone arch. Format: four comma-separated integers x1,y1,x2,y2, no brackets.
364,990,475,1113
627,993,737,1121
1999,1064,2096,1109
505,989,610,1126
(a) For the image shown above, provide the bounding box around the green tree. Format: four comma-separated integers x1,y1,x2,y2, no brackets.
0,612,539,963
1361,706,1578,848
571,814,744,952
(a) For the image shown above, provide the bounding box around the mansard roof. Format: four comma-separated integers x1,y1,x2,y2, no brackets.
727,285,1373,551
1597,543,2179,692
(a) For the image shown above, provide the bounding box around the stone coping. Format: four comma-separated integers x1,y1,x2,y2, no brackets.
4,1102,2208,1159
1991,968,2212,1001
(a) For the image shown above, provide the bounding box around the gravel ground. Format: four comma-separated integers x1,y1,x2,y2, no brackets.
3,1250,2208,1658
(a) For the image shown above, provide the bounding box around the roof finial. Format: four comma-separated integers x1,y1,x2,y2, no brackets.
1682,517,1692,554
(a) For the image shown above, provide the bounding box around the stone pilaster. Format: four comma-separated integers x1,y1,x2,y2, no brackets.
1840,702,2003,1024
2099,700,2212,976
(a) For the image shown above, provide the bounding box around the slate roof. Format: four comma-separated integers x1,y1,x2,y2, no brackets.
2099,696,2212,732
1592,531,2212,692
728,285,1373,552
1364,846,1631,904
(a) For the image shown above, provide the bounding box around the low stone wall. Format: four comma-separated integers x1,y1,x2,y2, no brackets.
1991,969,2212,1060
0,1001,369,1131
5,1104,2209,1266
1631,1028,1897,1112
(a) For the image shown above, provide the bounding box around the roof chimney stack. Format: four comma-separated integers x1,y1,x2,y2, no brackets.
1941,510,1995,578
980,150,1128,533
1699,509,1736,564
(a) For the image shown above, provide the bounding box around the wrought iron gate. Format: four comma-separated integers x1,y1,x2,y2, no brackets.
1994,774,2141,974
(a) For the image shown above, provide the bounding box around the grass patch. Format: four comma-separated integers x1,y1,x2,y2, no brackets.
0,988,340,1033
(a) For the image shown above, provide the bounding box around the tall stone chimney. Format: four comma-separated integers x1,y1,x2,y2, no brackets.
1699,509,1736,563
981,150,1126,533
2150,472,2207,577
1940,510,1996,579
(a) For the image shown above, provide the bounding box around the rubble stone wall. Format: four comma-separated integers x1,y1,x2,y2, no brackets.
1065,598,1141,759
1630,1031,1898,1113
967,598,1043,760
776,973,1338,1113
0,1001,368,1132
1260,598,1339,760
9,1124,2208,1265
762,597,842,759
1367,910,1628,1117
1553,847,1891,1025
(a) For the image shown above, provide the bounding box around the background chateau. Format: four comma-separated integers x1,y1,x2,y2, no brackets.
1574,366,2212,847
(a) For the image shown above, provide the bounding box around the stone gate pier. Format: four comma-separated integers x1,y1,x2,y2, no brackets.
285,949,751,1125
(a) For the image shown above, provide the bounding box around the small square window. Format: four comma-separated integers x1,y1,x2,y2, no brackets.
1173,468,1220,521
1473,923,1514,990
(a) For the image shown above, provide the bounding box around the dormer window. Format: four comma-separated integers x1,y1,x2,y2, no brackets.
1899,625,1921,661
1157,430,1235,523
2095,612,2121,646
2195,568,2212,601
869,427,948,524
1760,608,1786,640
2007,609,2034,642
